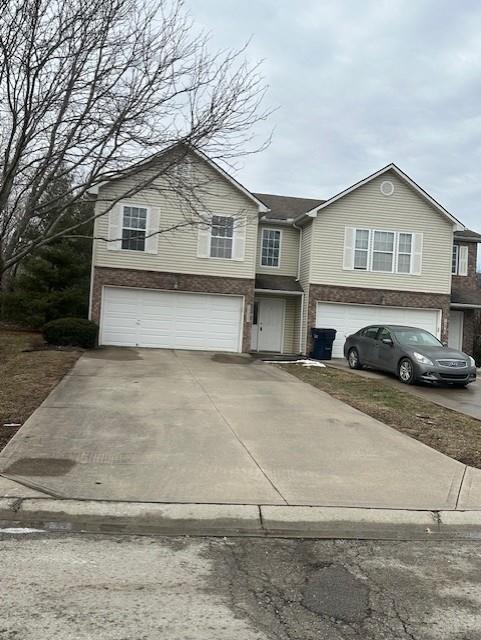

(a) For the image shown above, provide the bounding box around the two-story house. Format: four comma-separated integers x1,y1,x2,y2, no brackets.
88,147,480,358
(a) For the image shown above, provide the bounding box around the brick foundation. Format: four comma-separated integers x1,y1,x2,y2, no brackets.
91,267,255,352
306,284,451,355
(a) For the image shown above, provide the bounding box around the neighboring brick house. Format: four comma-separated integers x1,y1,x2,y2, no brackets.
88,148,480,356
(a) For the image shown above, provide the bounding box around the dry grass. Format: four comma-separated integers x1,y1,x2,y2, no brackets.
282,363,481,469
0,330,81,451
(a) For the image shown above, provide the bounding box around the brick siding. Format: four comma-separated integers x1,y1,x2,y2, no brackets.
91,266,255,352
452,242,478,290
306,284,451,355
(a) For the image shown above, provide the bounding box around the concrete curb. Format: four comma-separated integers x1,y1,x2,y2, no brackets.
3,498,481,539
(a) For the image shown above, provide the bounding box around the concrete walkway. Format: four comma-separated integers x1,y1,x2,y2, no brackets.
1,348,480,510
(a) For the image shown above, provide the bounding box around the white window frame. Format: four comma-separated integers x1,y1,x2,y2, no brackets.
396,232,413,274
209,214,235,260
351,228,416,274
260,228,282,268
121,203,150,252
354,229,370,271
452,244,459,275
371,229,395,273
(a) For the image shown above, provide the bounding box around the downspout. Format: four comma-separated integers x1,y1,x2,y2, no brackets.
293,221,304,355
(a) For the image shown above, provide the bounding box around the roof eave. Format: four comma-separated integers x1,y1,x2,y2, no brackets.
302,163,465,230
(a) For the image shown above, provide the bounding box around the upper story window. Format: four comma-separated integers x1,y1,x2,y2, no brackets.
210,215,234,259
354,229,369,270
122,206,147,251
372,231,395,272
348,227,417,274
452,243,468,276
261,229,281,267
397,233,413,273
452,244,459,274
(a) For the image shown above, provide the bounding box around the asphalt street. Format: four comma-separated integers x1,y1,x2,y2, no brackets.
1,532,481,639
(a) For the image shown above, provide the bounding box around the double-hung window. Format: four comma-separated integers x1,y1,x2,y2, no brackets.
261,229,281,267
452,244,459,274
372,231,395,272
354,229,370,270
210,215,234,259
122,206,147,251
397,233,413,273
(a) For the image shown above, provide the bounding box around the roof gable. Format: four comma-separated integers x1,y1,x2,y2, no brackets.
300,164,464,230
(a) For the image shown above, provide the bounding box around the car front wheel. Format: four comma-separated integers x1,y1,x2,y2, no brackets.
398,358,415,384
348,348,363,370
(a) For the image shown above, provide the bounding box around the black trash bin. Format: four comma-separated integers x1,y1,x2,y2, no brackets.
310,328,337,360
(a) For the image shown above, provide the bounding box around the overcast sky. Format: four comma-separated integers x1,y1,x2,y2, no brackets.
188,0,481,232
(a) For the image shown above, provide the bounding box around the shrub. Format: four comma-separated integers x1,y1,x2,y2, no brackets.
43,317,98,349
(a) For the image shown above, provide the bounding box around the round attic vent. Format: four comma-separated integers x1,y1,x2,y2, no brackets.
380,180,394,196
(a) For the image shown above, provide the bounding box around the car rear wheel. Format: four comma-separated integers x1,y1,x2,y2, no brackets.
398,358,415,384
348,348,363,370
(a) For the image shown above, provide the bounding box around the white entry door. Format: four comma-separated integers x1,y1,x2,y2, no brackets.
448,310,464,351
257,298,284,352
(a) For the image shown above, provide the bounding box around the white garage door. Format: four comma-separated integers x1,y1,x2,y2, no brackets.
316,302,441,358
101,287,243,352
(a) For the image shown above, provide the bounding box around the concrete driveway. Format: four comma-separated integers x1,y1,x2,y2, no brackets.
328,358,481,421
0,348,478,510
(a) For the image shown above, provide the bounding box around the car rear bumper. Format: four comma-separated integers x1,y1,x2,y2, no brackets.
415,363,477,385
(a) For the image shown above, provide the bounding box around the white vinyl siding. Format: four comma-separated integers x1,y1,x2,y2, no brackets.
93,154,258,279
256,224,299,276
310,171,454,294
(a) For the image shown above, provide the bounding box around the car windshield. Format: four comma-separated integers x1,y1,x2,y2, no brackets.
393,328,442,348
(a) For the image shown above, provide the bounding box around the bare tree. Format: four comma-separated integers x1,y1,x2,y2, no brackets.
0,0,270,281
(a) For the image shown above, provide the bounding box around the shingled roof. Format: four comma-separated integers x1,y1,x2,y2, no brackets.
454,229,481,242
253,193,325,221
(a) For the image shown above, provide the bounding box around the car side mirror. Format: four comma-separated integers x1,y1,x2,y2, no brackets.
382,338,393,346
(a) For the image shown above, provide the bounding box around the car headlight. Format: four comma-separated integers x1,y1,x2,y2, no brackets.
413,352,434,366
469,356,476,368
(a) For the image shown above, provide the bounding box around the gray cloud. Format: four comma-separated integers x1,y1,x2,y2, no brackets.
188,0,481,231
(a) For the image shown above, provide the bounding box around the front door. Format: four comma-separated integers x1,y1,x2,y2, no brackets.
257,298,284,352
448,310,464,351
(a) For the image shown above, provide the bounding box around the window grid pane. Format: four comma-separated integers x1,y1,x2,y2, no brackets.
373,231,394,252
122,206,147,251
397,253,411,273
355,229,369,250
452,245,459,274
372,251,393,272
210,216,234,258
261,229,281,267
354,249,368,270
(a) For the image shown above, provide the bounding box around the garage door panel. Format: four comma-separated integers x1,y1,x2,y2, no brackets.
316,302,440,358
101,287,243,352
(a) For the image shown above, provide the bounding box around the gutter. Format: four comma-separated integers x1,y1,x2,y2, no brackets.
255,288,303,296
450,303,481,309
